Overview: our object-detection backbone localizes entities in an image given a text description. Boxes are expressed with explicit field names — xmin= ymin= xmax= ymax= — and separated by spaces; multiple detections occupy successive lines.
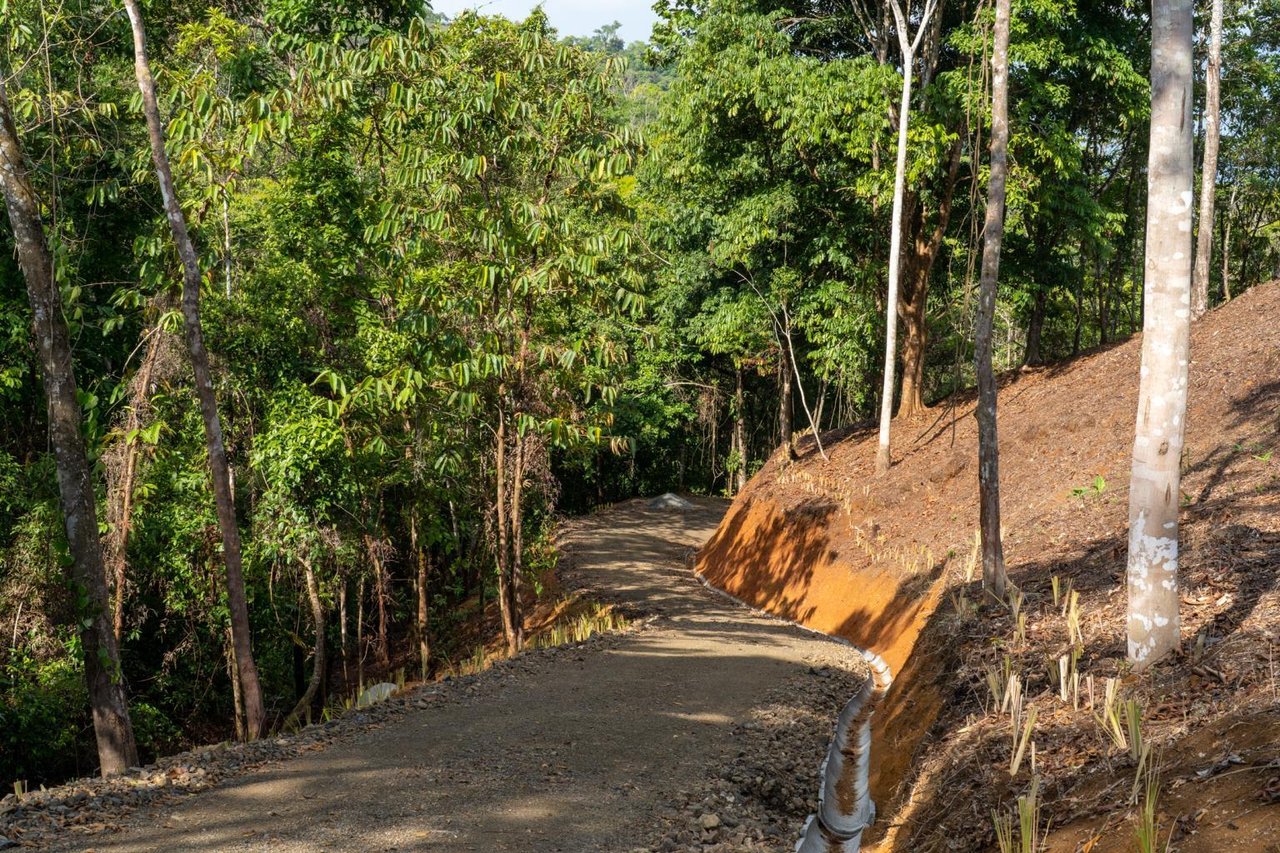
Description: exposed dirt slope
xmin=16 ymin=498 xmax=868 ymax=853
xmin=697 ymin=283 xmax=1280 ymax=851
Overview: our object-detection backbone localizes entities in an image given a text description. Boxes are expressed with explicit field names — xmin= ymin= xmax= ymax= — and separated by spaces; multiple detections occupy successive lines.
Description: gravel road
xmin=14 ymin=496 xmax=866 ymax=852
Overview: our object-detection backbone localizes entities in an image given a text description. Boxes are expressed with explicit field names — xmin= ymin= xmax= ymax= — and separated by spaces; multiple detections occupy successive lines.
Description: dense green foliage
xmin=2 ymin=0 xmax=1278 ymax=784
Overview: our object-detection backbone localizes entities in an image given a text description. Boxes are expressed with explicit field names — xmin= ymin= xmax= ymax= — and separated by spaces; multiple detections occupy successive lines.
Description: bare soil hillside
xmin=697 ymin=282 xmax=1280 ymax=851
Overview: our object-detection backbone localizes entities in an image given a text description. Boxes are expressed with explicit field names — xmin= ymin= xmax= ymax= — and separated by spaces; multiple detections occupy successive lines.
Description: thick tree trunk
xmin=975 ymin=0 xmax=1011 ymax=601
xmin=280 ymin=557 xmax=325 ymax=731
xmin=1191 ymin=0 xmax=1222 ymax=319
xmin=0 ymin=79 xmax=139 ymax=775
xmin=124 ymin=0 xmax=265 ymax=738
xmin=1127 ymin=0 xmax=1194 ymax=670
xmin=1024 ymin=287 xmax=1047 ymax=365
xmin=896 ymin=260 xmax=929 ymax=419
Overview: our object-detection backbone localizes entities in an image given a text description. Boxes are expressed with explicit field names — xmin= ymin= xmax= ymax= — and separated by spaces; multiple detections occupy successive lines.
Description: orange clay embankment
xmin=695 ymin=281 xmax=1280 ymax=850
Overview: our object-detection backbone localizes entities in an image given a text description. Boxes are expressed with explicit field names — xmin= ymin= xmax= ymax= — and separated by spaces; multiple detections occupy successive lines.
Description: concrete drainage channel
xmin=691 ymin=571 xmax=894 ymax=852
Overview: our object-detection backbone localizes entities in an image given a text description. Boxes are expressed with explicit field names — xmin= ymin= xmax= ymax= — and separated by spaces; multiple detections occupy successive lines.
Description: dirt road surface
xmin=42 ymin=497 xmax=865 ymax=853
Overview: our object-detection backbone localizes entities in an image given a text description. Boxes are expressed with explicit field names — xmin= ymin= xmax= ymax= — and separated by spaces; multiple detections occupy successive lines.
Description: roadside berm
xmin=697 ymin=282 xmax=1280 ymax=851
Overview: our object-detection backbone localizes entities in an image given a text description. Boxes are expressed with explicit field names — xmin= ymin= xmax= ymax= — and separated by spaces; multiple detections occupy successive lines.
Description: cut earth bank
xmin=697 ymin=281 xmax=1280 ymax=851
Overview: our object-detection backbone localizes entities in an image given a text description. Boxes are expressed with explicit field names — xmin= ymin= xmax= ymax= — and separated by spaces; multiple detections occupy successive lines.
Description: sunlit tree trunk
xmin=975 ymin=0 xmax=1011 ymax=601
xmin=1127 ymin=0 xmax=1194 ymax=670
xmin=779 ymin=343 xmax=795 ymax=461
xmin=876 ymin=0 xmax=939 ymax=473
xmin=0 ymin=78 xmax=138 ymax=774
xmin=123 ymin=0 xmax=265 ymax=738
xmin=1191 ymin=0 xmax=1222 ymax=319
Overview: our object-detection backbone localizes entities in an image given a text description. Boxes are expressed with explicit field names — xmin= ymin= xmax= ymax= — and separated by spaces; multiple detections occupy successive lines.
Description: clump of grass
xmin=1124 ymin=697 xmax=1145 ymax=763
xmin=993 ymin=776 xmax=1043 ymax=853
xmin=984 ymin=655 xmax=1013 ymax=716
xmin=1134 ymin=751 xmax=1166 ymax=852
xmin=1095 ymin=678 xmax=1130 ymax=753
xmin=1065 ymin=591 xmax=1083 ymax=647
xmin=1050 ymin=575 xmax=1074 ymax=610
xmin=529 ymin=601 xmax=629 ymax=650
xmin=1046 ymin=647 xmax=1081 ymax=706
xmin=1010 ymin=706 xmax=1038 ymax=777
xmin=993 ymin=660 xmax=1039 ymax=777
xmin=950 ymin=586 xmax=977 ymax=621
xmin=1004 ymin=583 xmax=1028 ymax=644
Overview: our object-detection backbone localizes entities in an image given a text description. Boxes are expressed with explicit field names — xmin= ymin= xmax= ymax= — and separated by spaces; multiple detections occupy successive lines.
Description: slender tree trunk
xmin=1221 ymin=184 xmax=1235 ymax=301
xmin=339 ymin=428 xmax=391 ymax=668
xmin=123 ymin=0 xmax=265 ymax=738
xmin=356 ymin=575 xmax=365 ymax=688
xmin=877 ymin=0 xmax=939 ymax=475
xmin=779 ymin=345 xmax=795 ymax=461
xmin=494 ymin=408 xmax=519 ymax=654
xmin=227 ymin=625 xmax=244 ymax=742
xmin=1071 ymin=276 xmax=1084 ymax=355
xmin=876 ymin=46 xmax=914 ymax=474
xmin=280 ymin=557 xmax=325 ymax=731
xmin=412 ymin=512 xmax=430 ymax=679
xmin=509 ymin=430 xmax=527 ymax=652
xmin=107 ymin=324 xmax=164 ymax=643
xmin=1191 ymin=0 xmax=1223 ymax=319
xmin=733 ymin=367 xmax=747 ymax=494
xmin=369 ymin=532 xmax=389 ymax=667
xmin=975 ymin=0 xmax=1011 ymax=601
xmin=338 ymin=578 xmax=349 ymax=684
xmin=1097 ymin=252 xmax=1111 ymax=345
xmin=1127 ymin=0 xmax=1194 ymax=670
xmin=0 ymin=77 xmax=139 ymax=776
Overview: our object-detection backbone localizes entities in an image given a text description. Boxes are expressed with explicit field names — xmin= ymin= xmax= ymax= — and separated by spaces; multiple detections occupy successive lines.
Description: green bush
xmin=0 ymin=654 xmax=93 ymax=786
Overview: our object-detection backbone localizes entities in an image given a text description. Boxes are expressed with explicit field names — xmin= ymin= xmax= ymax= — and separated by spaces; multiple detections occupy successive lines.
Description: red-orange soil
xmin=696 ymin=282 xmax=1280 ymax=851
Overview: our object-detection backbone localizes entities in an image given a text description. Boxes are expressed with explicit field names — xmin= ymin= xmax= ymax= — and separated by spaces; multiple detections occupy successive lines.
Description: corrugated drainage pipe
xmin=690 ymin=570 xmax=894 ymax=852
xmin=796 ymin=650 xmax=893 ymax=852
